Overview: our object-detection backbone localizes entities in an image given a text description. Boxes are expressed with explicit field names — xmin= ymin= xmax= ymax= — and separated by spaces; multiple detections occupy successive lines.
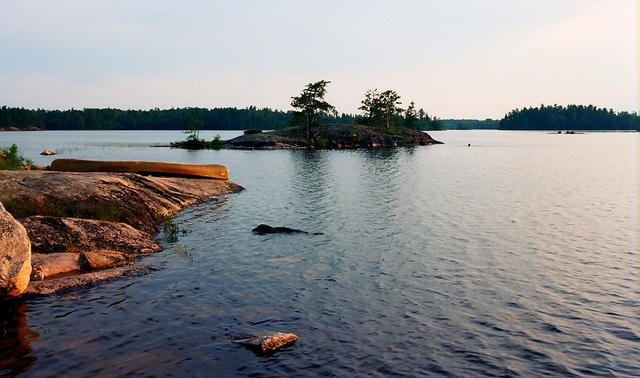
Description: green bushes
xmin=0 ymin=144 xmax=34 ymax=170
xmin=170 ymin=134 xmax=227 ymax=150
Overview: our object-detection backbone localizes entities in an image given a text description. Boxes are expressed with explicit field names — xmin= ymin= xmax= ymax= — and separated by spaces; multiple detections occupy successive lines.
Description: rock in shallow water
xmin=252 ymin=223 xmax=323 ymax=235
xmin=234 ymin=332 xmax=299 ymax=354
xmin=30 ymin=253 xmax=81 ymax=281
xmin=79 ymin=250 xmax=128 ymax=271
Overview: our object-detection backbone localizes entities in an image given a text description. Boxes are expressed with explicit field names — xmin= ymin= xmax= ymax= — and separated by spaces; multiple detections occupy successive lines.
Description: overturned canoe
xmin=50 ymin=159 xmax=228 ymax=180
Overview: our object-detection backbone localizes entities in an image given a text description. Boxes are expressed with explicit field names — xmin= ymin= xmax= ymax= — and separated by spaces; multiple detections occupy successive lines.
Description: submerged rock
xmin=234 ymin=332 xmax=298 ymax=354
xmin=252 ymin=224 xmax=323 ymax=235
xmin=0 ymin=202 xmax=32 ymax=296
xmin=252 ymin=224 xmax=307 ymax=235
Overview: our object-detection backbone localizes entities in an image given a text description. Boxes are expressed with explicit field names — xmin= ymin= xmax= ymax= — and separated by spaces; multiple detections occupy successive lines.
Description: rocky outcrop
xmin=226 ymin=124 xmax=443 ymax=150
xmin=0 ymin=202 xmax=32 ymax=297
xmin=0 ymin=171 xmax=244 ymax=296
xmin=226 ymin=132 xmax=313 ymax=150
xmin=234 ymin=332 xmax=298 ymax=354
xmin=40 ymin=149 xmax=56 ymax=156
xmin=0 ymin=171 xmax=244 ymax=233
xmin=20 ymin=216 xmax=162 ymax=254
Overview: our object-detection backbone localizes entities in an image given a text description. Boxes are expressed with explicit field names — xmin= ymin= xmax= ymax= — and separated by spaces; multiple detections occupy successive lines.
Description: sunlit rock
xmin=234 ymin=332 xmax=298 ymax=353
xmin=30 ymin=253 xmax=81 ymax=280
xmin=79 ymin=250 xmax=128 ymax=271
xmin=0 ymin=202 xmax=32 ymax=296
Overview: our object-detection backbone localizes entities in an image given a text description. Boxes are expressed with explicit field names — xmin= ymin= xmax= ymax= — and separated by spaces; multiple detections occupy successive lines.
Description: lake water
xmin=1 ymin=130 xmax=638 ymax=377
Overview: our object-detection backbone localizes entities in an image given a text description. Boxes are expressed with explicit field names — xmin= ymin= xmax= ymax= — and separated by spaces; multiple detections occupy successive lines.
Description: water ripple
xmin=4 ymin=131 xmax=637 ymax=377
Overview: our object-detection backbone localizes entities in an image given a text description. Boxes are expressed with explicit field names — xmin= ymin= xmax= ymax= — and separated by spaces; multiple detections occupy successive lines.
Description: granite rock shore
xmin=0 ymin=170 xmax=243 ymax=296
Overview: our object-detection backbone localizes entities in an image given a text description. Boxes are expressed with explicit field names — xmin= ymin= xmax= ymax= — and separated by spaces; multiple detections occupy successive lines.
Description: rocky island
xmin=226 ymin=124 xmax=442 ymax=150
xmin=0 ymin=170 xmax=243 ymax=297
xmin=170 ymin=81 xmax=444 ymax=150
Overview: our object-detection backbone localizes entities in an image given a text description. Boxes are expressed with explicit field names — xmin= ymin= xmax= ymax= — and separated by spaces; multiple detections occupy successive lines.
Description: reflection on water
xmin=0 ymin=299 xmax=39 ymax=377
xmin=0 ymin=130 xmax=638 ymax=376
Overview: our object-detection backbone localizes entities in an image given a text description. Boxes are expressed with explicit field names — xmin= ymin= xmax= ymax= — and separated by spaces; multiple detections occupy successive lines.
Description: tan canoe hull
xmin=50 ymin=159 xmax=228 ymax=180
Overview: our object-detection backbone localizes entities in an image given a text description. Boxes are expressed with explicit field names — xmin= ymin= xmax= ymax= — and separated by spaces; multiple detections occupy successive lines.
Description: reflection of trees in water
xmin=291 ymin=150 xmax=331 ymax=206
xmin=0 ymin=299 xmax=39 ymax=377
xmin=358 ymin=148 xmax=404 ymax=195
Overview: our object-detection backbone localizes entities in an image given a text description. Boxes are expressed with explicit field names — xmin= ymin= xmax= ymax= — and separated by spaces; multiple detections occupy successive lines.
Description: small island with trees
xmin=178 ymin=80 xmax=444 ymax=150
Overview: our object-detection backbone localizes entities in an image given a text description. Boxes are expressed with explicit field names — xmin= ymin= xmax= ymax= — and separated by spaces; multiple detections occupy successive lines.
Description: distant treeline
xmin=0 ymin=106 xmax=295 ymax=130
xmin=499 ymin=104 xmax=640 ymax=131
xmin=6 ymin=103 xmax=635 ymax=132
xmin=0 ymin=105 xmax=446 ymax=131
xmin=441 ymin=119 xmax=499 ymax=130
xmin=0 ymin=106 xmax=339 ymax=131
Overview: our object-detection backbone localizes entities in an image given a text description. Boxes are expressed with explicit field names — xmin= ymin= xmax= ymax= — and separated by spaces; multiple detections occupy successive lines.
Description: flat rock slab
xmin=31 ymin=253 xmax=81 ymax=280
xmin=25 ymin=265 xmax=154 ymax=296
xmin=0 ymin=171 xmax=244 ymax=233
xmin=80 ymin=250 xmax=128 ymax=271
xmin=234 ymin=332 xmax=298 ymax=354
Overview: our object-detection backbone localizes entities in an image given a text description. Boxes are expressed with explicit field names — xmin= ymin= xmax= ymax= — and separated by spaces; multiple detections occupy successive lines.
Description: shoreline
xmin=0 ymin=170 xmax=244 ymax=297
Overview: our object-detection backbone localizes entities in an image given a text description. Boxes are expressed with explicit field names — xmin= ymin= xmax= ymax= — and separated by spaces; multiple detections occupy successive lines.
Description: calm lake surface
xmin=1 ymin=130 xmax=638 ymax=377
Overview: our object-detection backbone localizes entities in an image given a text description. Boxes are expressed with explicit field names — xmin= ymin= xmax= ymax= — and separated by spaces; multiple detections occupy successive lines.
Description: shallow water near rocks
xmin=1 ymin=130 xmax=639 ymax=376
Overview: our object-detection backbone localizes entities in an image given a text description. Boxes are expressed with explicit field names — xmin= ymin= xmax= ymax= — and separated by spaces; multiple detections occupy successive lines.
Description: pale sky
xmin=1 ymin=0 xmax=637 ymax=119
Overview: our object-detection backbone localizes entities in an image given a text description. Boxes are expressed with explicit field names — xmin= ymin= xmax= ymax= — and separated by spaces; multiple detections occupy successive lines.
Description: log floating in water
xmin=50 ymin=159 xmax=228 ymax=180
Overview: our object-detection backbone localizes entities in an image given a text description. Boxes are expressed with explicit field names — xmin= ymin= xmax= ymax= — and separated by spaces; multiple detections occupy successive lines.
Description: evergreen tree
xmin=358 ymin=89 xmax=404 ymax=129
xmin=290 ymin=80 xmax=335 ymax=139
xmin=404 ymin=101 xmax=419 ymax=129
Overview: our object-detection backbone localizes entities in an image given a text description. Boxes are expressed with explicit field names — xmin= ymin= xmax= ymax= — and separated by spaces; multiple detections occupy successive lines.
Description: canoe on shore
xmin=50 ymin=159 xmax=228 ymax=180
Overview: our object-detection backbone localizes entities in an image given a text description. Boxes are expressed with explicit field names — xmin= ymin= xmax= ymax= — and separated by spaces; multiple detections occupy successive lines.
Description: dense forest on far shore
xmin=0 ymin=105 xmax=445 ymax=132
xmin=441 ymin=119 xmax=499 ymax=130
xmin=0 ymin=106 xmax=300 ymax=131
xmin=499 ymin=104 xmax=639 ymax=131
xmin=4 ymin=103 xmax=638 ymax=132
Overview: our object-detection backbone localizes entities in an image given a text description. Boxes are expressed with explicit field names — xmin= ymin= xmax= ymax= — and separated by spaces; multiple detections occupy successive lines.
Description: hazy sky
xmin=1 ymin=0 xmax=637 ymax=119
